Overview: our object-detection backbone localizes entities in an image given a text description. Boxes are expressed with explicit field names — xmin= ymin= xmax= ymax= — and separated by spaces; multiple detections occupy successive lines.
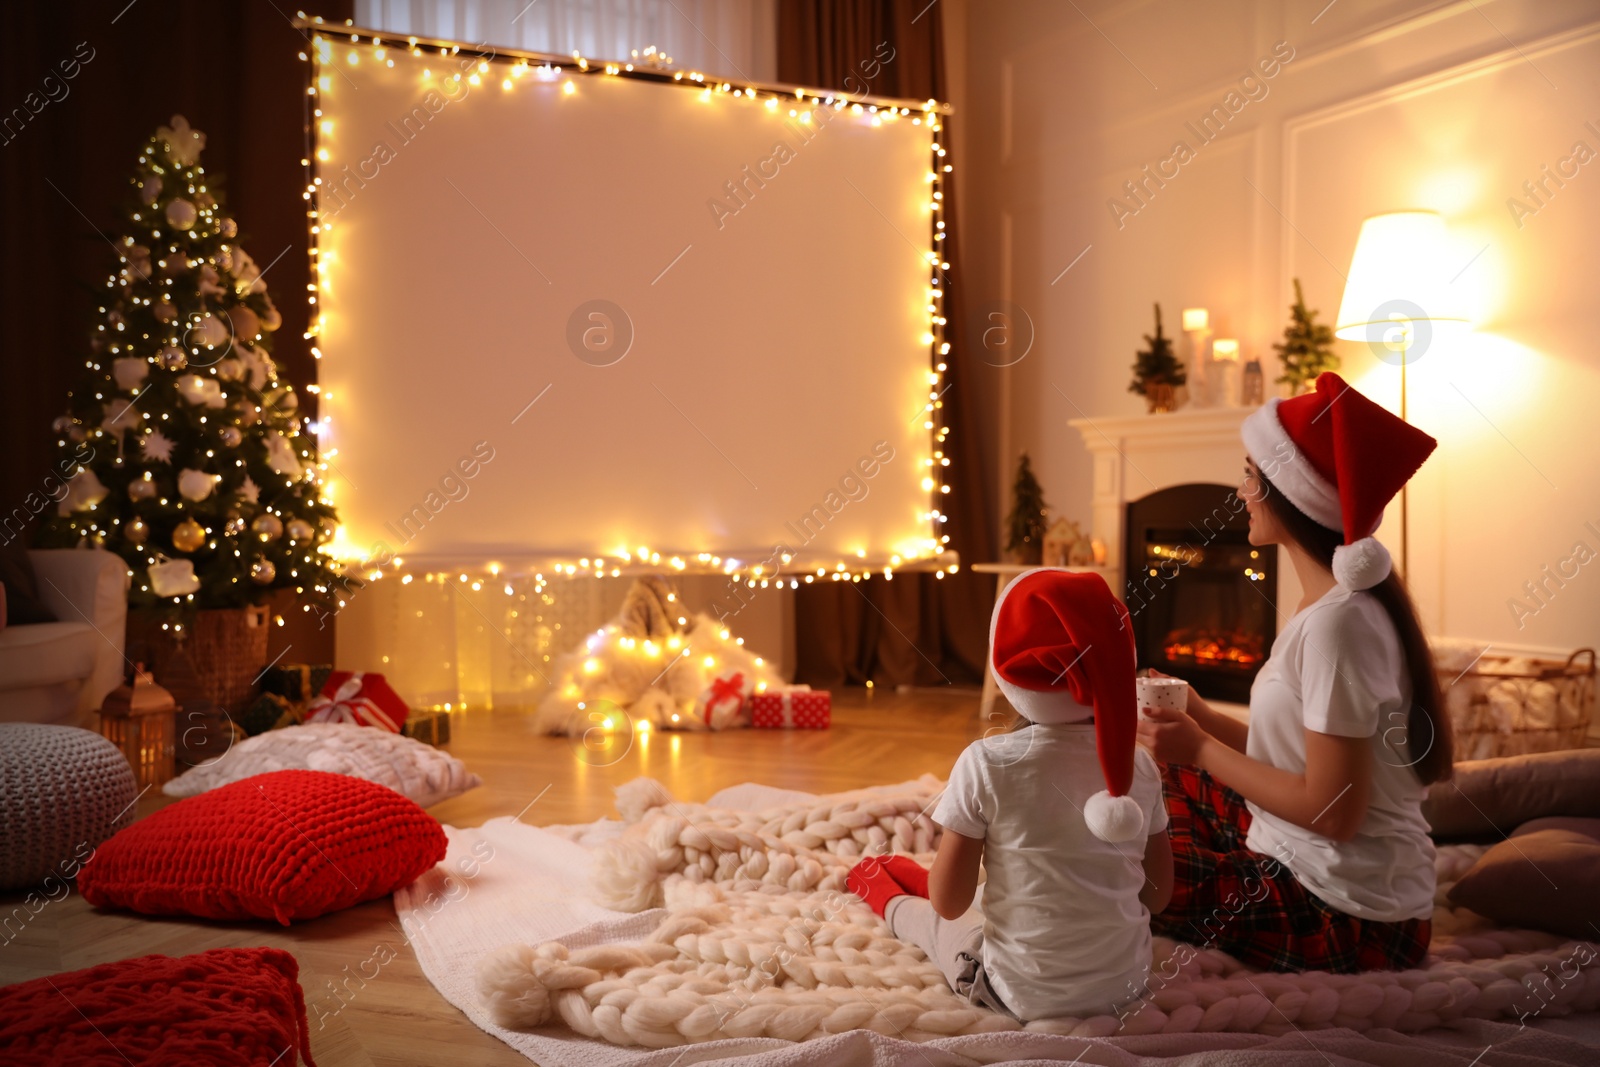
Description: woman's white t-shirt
xmin=932 ymin=724 xmax=1167 ymax=1021
xmin=1243 ymin=584 xmax=1436 ymax=922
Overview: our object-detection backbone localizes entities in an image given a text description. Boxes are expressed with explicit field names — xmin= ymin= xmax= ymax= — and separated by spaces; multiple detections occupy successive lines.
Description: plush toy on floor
xmin=533 ymin=577 xmax=784 ymax=737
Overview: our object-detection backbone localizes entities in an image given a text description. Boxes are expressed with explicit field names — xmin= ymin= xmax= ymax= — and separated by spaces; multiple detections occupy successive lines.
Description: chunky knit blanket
xmin=476 ymin=777 xmax=1600 ymax=1050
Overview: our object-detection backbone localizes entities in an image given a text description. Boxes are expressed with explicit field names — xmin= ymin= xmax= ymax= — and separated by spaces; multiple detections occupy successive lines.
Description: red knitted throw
xmin=78 ymin=769 xmax=447 ymax=925
xmin=0 ymin=947 xmax=317 ymax=1066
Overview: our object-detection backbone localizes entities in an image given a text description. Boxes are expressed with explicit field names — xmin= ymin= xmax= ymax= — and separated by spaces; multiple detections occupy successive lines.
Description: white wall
xmin=959 ymin=0 xmax=1600 ymax=657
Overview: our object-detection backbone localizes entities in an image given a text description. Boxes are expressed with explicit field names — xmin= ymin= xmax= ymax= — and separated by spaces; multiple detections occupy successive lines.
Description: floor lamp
xmin=1332 ymin=211 xmax=1469 ymax=578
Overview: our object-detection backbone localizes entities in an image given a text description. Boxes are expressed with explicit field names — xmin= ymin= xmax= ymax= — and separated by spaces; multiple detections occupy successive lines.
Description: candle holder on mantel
xmin=1210 ymin=339 xmax=1243 ymax=408
xmin=100 ymin=663 xmax=178 ymax=787
xmin=1181 ymin=308 xmax=1212 ymax=409
xmin=1241 ymin=357 xmax=1265 ymax=407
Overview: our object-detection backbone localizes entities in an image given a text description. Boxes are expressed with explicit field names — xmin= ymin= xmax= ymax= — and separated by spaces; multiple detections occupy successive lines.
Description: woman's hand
xmin=1136 ymin=704 xmax=1210 ymax=766
xmin=1146 ymin=668 xmax=1209 ymax=719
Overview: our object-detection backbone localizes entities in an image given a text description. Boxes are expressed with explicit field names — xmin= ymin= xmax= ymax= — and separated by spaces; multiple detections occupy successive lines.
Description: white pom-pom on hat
xmin=1084 ymin=790 xmax=1145 ymax=843
xmin=1332 ymin=536 xmax=1392 ymax=591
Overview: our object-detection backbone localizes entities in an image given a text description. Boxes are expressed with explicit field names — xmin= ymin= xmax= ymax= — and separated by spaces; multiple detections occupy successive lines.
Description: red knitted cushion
xmin=0 ymin=947 xmax=316 ymax=1066
xmin=78 ymin=769 xmax=446 ymax=925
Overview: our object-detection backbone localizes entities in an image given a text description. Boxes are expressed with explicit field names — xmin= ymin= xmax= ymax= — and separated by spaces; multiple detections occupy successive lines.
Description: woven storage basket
xmin=129 ymin=605 xmax=271 ymax=713
xmin=1440 ymin=647 xmax=1595 ymax=760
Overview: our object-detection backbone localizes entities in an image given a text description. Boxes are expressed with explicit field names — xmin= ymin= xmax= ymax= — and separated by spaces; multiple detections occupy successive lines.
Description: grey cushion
xmin=0 ymin=724 xmax=137 ymax=890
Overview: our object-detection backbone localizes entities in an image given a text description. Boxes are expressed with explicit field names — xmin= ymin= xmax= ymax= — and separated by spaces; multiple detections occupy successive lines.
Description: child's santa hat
xmin=990 ymin=568 xmax=1144 ymax=843
xmin=1240 ymin=371 xmax=1436 ymax=591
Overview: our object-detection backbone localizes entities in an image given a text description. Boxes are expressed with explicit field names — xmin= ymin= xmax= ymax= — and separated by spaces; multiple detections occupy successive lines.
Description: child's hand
xmin=1137 ymin=704 xmax=1208 ymax=765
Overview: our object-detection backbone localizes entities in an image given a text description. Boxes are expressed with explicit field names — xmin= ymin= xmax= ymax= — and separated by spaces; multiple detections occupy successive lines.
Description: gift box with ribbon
xmin=693 ymin=670 xmax=752 ymax=730
xmin=305 ymin=671 xmax=409 ymax=733
xmin=749 ymin=686 xmax=831 ymax=729
xmin=260 ymin=663 xmax=333 ymax=705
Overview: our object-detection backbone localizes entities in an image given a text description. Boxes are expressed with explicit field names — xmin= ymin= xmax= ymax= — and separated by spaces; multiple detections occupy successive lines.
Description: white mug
xmin=1136 ymin=676 xmax=1188 ymax=720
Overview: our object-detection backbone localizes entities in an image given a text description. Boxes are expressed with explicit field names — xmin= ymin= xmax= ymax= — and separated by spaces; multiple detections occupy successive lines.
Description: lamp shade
xmin=1334 ymin=211 xmax=1470 ymax=345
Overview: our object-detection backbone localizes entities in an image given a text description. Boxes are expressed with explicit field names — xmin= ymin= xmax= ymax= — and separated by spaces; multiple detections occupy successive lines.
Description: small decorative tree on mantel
xmin=1004 ymin=452 xmax=1048 ymax=565
xmin=1273 ymin=278 xmax=1339 ymax=395
xmin=1128 ymin=303 xmax=1186 ymax=413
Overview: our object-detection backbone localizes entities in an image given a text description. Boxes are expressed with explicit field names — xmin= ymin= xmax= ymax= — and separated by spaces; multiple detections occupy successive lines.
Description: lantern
xmin=100 ymin=664 xmax=178 ymax=787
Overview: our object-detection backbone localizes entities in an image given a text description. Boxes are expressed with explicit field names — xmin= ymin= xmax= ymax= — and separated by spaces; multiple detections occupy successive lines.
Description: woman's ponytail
xmin=1258 ymin=472 xmax=1453 ymax=783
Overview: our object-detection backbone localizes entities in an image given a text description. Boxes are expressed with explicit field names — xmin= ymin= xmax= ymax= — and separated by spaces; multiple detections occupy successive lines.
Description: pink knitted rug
xmin=394 ymin=779 xmax=1600 ymax=1065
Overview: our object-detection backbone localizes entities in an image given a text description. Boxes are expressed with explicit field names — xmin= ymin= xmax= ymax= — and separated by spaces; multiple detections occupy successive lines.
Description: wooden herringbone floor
xmin=0 ymin=688 xmax=986 ymax=1066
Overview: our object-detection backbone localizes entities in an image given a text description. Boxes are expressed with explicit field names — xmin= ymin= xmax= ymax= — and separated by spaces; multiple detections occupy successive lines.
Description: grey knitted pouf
xmin=0 ymin=724 xmax=138 ymax=891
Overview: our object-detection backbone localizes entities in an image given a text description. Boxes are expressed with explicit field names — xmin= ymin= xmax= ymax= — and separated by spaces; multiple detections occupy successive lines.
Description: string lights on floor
xmin=292 ymin=14 xmax=958 ymax=590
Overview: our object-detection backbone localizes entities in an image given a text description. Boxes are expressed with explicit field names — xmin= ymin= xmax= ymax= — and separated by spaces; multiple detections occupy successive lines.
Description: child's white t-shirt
xmin=1242 ymin=584 xmax=1436 ymax=922
xmin=932 ymin=724 xmax=1167 ymax=1021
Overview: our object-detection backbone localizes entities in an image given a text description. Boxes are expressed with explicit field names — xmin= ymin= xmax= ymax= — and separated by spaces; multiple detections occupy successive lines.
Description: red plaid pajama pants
xmin=1152 ymin=764 xmax=1431 ymax=973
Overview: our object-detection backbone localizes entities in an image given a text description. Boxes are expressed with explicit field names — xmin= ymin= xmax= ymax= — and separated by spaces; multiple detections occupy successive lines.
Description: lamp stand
xmin=1397 ymin=330 xmax=1410 ymax=580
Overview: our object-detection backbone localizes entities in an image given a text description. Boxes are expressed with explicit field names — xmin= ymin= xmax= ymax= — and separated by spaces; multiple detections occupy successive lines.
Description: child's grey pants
xmin=885 ymin=888 xmax=1016 ymax=1019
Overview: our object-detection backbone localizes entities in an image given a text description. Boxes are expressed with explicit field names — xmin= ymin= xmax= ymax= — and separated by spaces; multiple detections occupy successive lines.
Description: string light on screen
xmin=295 ymin=14 xmax=958 ymax=589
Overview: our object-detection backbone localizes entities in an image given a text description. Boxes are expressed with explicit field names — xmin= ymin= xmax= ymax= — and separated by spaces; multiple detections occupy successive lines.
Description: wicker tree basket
xmin=128 ymin=604 xmax=271 ymax=713
xmin=1439 ymin=647 xmax=1596 ymax=761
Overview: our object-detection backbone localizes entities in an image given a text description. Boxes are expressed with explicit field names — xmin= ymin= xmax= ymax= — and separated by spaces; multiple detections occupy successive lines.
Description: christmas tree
xmin=1273 ymin=278 xmax=1338 ymax=395
xmin=40 ymin=116 xmax=348 ymax=619
xmin=1004 ymin=452 xmax=1048 ymax=565
xmin=1127 ymin=303 xmax=1185 ymax=395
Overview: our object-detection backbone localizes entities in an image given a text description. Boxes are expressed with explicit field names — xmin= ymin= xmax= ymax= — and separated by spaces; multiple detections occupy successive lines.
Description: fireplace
xmin=1122 ymin=483 xmax=1277 ymax=704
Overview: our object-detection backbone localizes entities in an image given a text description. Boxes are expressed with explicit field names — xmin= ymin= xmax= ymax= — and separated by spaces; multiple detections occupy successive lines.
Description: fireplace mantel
xmin=1069 ymin=405 xmax=1264 ymax=720
xmin=1068 ymin=407 xmax=1254 ymax=573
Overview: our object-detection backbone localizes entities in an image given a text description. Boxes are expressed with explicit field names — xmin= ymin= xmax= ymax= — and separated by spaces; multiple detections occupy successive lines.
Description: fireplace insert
xmin=1122 ymin=483 xmax=1278 ymax=704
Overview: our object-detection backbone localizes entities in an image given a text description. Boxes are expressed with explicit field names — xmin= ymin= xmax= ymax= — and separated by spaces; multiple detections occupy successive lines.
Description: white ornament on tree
xmin=138 ymin=174 xmax=162 ymax=205
xmin=265 ymin=432 xmax=302 ymax=477
xmin=197 ymin=265 xmax=226 ymax=298
xmin=238 ymin=474 xmax=261 ymax=504
xmin=100 ymin=400 xmax=140 ymax=440
xmin=148 ymin=557 xmax=200 ymax=598
xmin=58 ymin=469 xmax=109 ymax=513
xmin=141 ymin=428 xmax=175 ymax=463
xmin=261 ymin=303 xmax=282 ymax=331
xmin=165 ymin=198 xmax=197 ymax=230
xmin=178 ymin=469 xmax=222 ymax=501
xmin=156 ymin=114 xmax=206 ymax=166
xmin=157 ymin=344 xmax=187 ymax=370
xmin=176 ymin=374 xmax=226 ymax=408
xmin=192 ymin=312 xmax=229 ymax=348
xmin=112 ymin=357 xmax=149 ymax=390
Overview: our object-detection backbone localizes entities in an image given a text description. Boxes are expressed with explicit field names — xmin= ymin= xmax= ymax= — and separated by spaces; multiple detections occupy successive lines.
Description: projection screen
xmin=309 ymin=30 xmax=951 ymax=575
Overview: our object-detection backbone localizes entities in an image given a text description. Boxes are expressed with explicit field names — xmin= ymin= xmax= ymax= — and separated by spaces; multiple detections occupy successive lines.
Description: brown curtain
xmin=1 ymin=0 xmax=351 ymax=666
xmin=780 ymin=0 xmax=996 ymax=689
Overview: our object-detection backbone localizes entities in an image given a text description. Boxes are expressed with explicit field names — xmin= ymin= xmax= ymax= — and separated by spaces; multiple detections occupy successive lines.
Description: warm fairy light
xmin=304 ymin=22 xmax=955 ymax=585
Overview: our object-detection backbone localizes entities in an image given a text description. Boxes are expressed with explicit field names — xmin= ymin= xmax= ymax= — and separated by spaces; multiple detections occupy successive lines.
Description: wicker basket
xmin=128 ymin=604 xmax=271 ymax=714
xmin=1440 ymin=647 xmax=1596 ymax=761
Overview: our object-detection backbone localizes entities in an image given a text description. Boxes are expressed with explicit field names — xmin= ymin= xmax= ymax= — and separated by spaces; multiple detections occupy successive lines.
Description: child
xmin=847 ymin=569 xmax=1173 ymax=1021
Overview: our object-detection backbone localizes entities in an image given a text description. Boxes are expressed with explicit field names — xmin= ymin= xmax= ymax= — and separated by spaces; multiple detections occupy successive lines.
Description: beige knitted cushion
xmin=0 ymin=724 xmax=138 ymax=891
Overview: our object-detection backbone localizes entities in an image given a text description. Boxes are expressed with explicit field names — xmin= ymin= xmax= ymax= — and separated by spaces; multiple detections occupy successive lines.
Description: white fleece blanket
xmin=394 ymin=784 xmax=1600 ymax=1067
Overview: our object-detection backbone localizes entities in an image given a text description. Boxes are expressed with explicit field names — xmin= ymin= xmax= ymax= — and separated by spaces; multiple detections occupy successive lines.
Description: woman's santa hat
xmin=1240 ymin=371 xmax=1436 ymax=591
xmin=990 ymin=568 xmax=1145 ymax=843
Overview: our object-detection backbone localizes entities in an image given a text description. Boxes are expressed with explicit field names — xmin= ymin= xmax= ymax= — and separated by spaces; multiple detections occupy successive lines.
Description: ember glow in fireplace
xmin=1122 ymin=483 xmax=1278 ymax=704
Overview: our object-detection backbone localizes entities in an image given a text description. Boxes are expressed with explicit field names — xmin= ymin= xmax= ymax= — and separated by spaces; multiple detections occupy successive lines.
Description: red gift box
xmin=750 ymin=687 xmax=831 ymax=729
xmin=305 ymin=671 xmax=409 ymax=732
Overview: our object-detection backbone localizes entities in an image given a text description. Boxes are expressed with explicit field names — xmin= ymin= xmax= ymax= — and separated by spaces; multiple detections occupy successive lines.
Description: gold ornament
xmin=220 ymin=425 xmax=242 ymax=448
xmin=172 ymin=517 xmax=206 ymax=553
xmin=126 ymin=516 xmax=150 ymax=544
xmin=128 ymin=476 xmax=157 ymax=502
xmin=285 ymin=518 xmax=314 ymax=542
xmin=250 ymin=558 xmax=276 ymax=584
xmin=252 ymin=514 xmax=283 ymax=541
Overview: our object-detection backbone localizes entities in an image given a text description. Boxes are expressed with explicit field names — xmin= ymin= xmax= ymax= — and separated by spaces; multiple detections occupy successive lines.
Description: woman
xmin=1137 ymin=370 xmax=1451 ymax=973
